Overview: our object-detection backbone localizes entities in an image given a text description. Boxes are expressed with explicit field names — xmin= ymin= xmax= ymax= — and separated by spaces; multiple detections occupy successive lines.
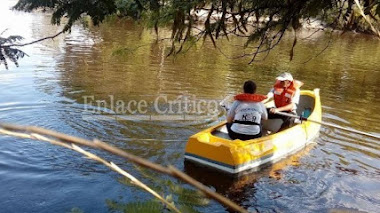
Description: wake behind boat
xmin=184 ymin=89 xmax=322 ymax=174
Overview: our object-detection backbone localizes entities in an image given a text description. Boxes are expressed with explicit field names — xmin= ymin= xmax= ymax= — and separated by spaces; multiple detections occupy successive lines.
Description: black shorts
xmin=266 ymin=108 xmax=297 ymax=130
xmin=226 ymin=123 xmax=262 ymax=141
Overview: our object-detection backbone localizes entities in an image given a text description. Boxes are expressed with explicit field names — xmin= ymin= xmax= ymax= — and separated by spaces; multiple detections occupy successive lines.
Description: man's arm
xmin=261 ymin=103 xmax=268 ymax=120
xmin=262 ymin=88 xmax=274 ymax=103
xmin=227 ymin=101 xmax=239 ymax=123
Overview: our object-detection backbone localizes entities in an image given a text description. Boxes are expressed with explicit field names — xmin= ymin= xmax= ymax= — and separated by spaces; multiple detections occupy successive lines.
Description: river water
xmin=0 ymin=1 xmax=379 ymax=212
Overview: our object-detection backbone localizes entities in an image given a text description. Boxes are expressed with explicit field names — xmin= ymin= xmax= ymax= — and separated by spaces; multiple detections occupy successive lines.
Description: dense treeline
xmin=1 ymin=0 xmax=380 ymax=68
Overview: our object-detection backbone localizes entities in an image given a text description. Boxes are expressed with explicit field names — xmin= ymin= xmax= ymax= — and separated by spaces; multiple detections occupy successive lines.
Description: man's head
xmin=243 ymin=80 xmax=256 ymax=94
xmin=276 ymin=72 xmax=293 ymax=88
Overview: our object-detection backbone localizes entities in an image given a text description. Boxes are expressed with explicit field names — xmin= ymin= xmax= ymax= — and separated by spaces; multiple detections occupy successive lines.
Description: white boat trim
xmin=185 ymin=135 xmax=317 ymax=174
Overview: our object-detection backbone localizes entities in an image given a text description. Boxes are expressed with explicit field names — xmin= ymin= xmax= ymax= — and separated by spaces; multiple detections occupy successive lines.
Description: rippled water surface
xmin=1 ymin=1 xmax=379 ymax=212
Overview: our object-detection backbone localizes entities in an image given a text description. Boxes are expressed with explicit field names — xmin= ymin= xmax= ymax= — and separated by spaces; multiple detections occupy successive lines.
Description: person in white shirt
xmin=226 ymin=80 xmax=268 ymax=140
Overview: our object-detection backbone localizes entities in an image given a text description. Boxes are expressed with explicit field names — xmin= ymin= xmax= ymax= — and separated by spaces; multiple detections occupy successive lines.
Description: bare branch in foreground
xmin=71 ymin=145 xmax=181 ymax=213
xmin=0 ymin=123 xmax=248 ymax=213
xmin=0 ymin=128 xmax=180 ymax=212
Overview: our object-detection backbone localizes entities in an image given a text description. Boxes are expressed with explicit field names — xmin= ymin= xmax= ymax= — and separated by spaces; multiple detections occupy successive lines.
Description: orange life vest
xmin=234 ymin=93 xmax=267 ymax=102
xmin=273 ymin=80 xmax=303 ymax=108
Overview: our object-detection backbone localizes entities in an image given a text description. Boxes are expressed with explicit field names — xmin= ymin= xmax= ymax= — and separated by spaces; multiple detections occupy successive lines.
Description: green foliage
xmin=106 ymin=199 xmax=164 ymax=213
xmin=163 ymin=179 xmax=210 ymax=207
xmin=0 ymin=35 xmax=28 ymax=69
xmin=115 ymin=166 xmax=210 ymax=212
xmin=68 ymin=207 xmax=84 ymax=213
xmin=115 ymin=0 xmax=142 ymax=18
xmin=11 ymin=0 xmax=380 ymax=62
xmin=13 ymin=0 xmax=117 ymax=32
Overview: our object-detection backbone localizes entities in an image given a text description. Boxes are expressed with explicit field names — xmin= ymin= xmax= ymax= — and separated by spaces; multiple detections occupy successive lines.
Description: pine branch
xmin=1 ymin=30 xmax=64 ymax=48
xmin=0 ymin=30 xmax=65 ymax=69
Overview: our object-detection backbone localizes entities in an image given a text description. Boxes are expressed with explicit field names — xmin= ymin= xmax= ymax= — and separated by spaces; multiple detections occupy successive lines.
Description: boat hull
xmin=184 ymin=89 xmax=322 ymax=174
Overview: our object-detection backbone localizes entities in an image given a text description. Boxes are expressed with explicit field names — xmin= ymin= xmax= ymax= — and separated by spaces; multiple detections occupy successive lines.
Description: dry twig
xmin=0 ymin=128 xmax=180 ymax=212
xmin=0 ymin=123 xmax=248 ymax=213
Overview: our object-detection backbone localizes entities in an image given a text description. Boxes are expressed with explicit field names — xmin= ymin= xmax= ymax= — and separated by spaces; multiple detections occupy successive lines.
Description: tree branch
xmin=1 ymin=30 xmax=65 ymax=48
xmin=0 ymin=122 xmax=249 ymax=213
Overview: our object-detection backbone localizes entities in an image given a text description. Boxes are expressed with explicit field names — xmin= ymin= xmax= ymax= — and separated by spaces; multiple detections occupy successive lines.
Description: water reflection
xmin=53 ymin=19 xmax=380 ymax=212
xmin=184 ymin=144 xmax=316 ymax=209
xmin=1 ymin=1 xmax=380 ymax=212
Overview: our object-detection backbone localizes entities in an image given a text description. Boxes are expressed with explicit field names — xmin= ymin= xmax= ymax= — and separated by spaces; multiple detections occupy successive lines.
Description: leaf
xmin=0 ymin=35 xmax=24 ymax=45
xmin=69 ymin=207 xmax=84 ymax=213
xmin=6 ymin=35 xmax=24 ymax=43
xmin=0 ymin=35 xmax=29 ymax=69
xmin=106 ymin=200 xmax=163 ymax=213
xmin=169 ymin=185 xmax=209 ymax=207
xmin=178 ymin=204 xmax=202 ymax=213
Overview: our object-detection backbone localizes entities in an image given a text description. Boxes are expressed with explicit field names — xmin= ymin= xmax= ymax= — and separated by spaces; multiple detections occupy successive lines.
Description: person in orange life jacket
xmin=262 ymin=72 xmax=304 ymax=131
xmin=226 ymin=80 xmax=268 ymax=140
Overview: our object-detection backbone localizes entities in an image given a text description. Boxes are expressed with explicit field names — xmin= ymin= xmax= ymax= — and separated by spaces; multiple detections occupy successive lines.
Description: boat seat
xmin=296 ymin=95 xmax=315 ymax=116
xmin=213 ymin=125 xmax=231 ymax=140
xmin=212 ymin=130 xmax=231 ymax=140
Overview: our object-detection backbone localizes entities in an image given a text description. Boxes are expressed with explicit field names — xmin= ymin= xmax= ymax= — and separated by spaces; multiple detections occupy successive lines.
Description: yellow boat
xmin=184 ymin=89 xmax=322 ymax=174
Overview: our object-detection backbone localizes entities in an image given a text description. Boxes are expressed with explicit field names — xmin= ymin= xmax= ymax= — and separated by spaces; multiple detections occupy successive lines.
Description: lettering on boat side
xmin=81 ymin=94 xmax=221 ymax=121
